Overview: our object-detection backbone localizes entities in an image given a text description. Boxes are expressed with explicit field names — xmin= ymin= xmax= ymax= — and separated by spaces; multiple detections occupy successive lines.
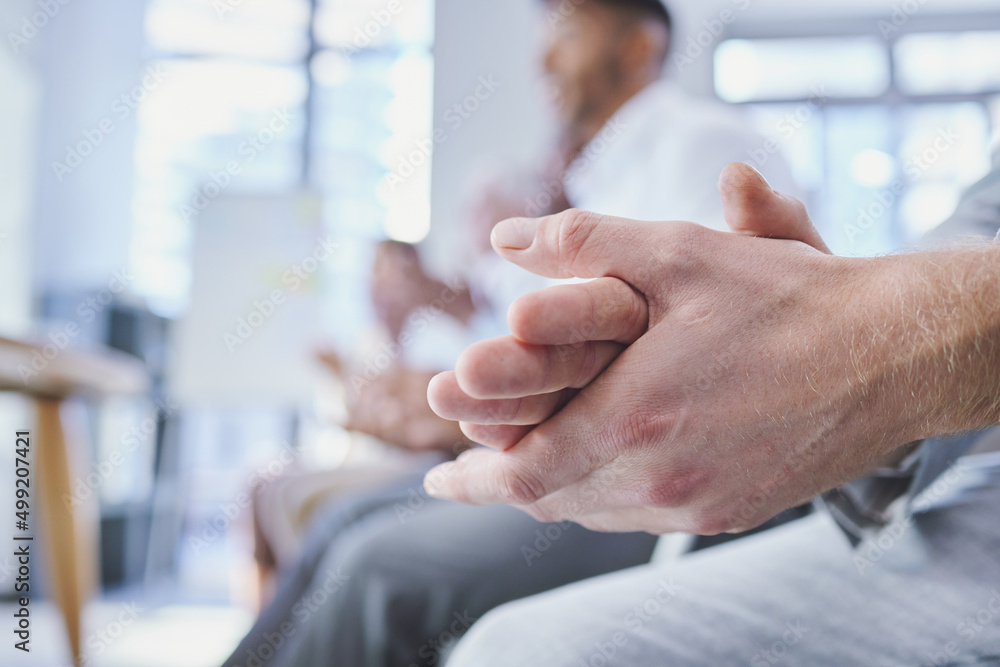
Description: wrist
xmin=848 ymin=245 xmax=1000 ymax=446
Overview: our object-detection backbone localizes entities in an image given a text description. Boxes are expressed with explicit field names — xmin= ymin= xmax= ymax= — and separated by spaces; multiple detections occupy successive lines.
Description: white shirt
xmin=406 ymin=81 xmax=797 ymax=367
xmin=564 ymin=80 xmax=797 ymax=229
xmin=400 ymin=253 xmax=548 ymax=371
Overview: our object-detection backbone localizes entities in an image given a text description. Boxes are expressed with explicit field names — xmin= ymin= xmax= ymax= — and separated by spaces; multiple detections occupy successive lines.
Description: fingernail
xmin=742 ymin=163 xmax=774 ymax=191
xmin=492 ymin=218 xmax=538 ymax=250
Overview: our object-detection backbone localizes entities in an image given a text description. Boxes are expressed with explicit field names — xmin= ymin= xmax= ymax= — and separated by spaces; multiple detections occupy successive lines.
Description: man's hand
xmin=428 ymin=164 xmax=828 ymax=451
xmin=423 ymin=163 xmax=1000 ymax=535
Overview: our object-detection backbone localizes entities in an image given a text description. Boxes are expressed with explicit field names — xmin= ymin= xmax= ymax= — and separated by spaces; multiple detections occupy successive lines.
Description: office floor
xmin=0 ymin=598 xmax=251 ymax=666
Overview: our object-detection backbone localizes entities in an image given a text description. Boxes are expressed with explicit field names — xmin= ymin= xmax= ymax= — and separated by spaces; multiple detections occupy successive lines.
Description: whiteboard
xmin=169 ymin=193 xmax=328 ymax=405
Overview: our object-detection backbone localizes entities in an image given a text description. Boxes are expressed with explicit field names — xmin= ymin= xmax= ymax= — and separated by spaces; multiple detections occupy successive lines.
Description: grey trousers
xmin=447 ymin=475 xmax=1000 ymax=666
xmin=242 ymin=494 xmax=658 ymax=667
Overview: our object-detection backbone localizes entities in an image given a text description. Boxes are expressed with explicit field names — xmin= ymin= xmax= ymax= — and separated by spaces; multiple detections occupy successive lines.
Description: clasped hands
xmin=424 ymin=162 xmax=913 ymax=535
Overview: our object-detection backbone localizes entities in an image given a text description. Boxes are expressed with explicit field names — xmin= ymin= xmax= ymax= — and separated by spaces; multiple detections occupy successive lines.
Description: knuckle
xmin=495 ymin=466 xmax=548 ymax=506
xmin=619 ymin=283 xmax=649 ymax=339
xmin=667 ymin=221 xmax=711 ymax=260
xmin=631 ymin=221 xmax=709 ymax=288
xmin=498 ymin=396 xmax=527 ymax=424
xmin=638 ymin=465 xmax=713 ymax=510
xmin=555 ymin=209 xmax=600 ymax=272
xmin=605 ymin=409 xmax=671 ymax=452
xmin=640 ymin=474 xmax=699 ymax=509
xmin=568 ymin=341 xmax=601 ymax=388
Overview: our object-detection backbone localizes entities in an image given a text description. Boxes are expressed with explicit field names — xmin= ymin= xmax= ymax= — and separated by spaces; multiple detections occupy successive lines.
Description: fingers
xmin=428 ymin=371 xmax=575 ymax=426
xmin=719 ymin=162 xmax=831 ymax=254
xmin=490 ymin=210 xmax=666 ymax=283
xmin=458 ymin=422 xmax=534 ymax=451
xmin=423 ymin=423 xmax=606 ymax=506
xmin=453 ymin=335 xmax=624 ymax=400
xmin=425 ymin=334 xmax=680 ymax=510
xmin=431 ymin=278 xmax=644 ymax=441
xmin=508 ymin=278 xmax=649 ymax=346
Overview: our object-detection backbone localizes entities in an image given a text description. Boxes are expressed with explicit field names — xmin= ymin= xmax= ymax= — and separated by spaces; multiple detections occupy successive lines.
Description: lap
xmin=448 ymin=482 xmax=1000 ymax=667
xmin=276 ymin=497 xmax=658 ymax=667
xmin=333 ymin=498 xmax=659 ymax=604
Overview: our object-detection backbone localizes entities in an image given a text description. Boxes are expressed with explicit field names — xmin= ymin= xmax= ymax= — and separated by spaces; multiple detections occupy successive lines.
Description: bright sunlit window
xmin=130 ymin=0 xmax=435 ymax=316
xmin=311 ymin=0 xmax=435 ymax=245
xmin=715 ymin=26 xmax=998 ymax=256
xmin=714 ymin=37 xmax=890 ymax=103
xmin=895 ymin=31 xmax=1000 ymax=95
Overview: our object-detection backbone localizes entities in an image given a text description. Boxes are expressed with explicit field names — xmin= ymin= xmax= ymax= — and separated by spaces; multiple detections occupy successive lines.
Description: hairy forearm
xmin=858 ymin=243 xmax=1000 ymax=446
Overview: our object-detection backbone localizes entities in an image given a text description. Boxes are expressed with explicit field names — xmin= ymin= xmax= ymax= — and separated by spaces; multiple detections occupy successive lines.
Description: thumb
xmin=719 ymin=162 xmax=831 ymax=254
xmin=490 ymin=210 xmax=664 ymax=283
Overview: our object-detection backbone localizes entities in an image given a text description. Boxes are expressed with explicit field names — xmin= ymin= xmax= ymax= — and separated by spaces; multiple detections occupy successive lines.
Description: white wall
xmin=0 ymin=0 xmax=40 ymax=337
xmin=427 ymin=0 xmax=551 ymax=275
xmin=29 ymin=0 xmax=149 ymax=296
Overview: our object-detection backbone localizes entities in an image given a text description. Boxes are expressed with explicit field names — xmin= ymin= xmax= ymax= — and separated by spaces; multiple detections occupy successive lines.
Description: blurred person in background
xmin=226 ymin=1 xmax=802 ymax=665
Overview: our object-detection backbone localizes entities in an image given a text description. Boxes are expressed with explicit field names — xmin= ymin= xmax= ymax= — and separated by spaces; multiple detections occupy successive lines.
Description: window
xmin=130 ymin=0 xmax=435 ymax=316
xmin=895 ymin=31 xmax=1000 ymax=95
xmin=714 ymin=26 xmax=1000 ymax=256
xmin=129 ymin=0 xmax=437 ymax=594
xmin=715 ymin=37 xmax=890 ymax=103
